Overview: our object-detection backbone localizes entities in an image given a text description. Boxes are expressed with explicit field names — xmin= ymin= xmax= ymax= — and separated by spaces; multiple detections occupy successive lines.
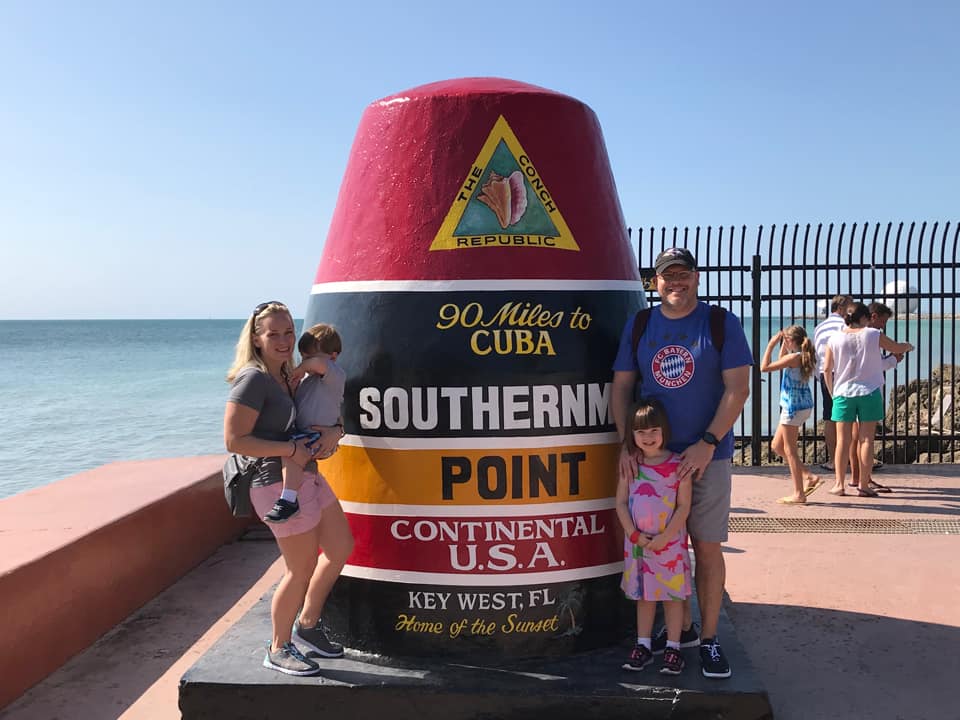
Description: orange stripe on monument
xmin=318 ymin=443 xmax=618 ymax=505
xmin=313 ymin=77 xmax=637 ymax=283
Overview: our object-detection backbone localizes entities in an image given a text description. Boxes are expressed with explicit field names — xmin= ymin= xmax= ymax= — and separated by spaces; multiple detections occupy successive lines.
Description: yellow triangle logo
xmin=430 ymin=115 xmax=579 ymax=251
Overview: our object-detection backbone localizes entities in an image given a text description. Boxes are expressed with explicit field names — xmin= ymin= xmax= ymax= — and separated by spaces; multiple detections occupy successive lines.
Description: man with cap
xmin=611 ymin=247 xmax=752 ymax=679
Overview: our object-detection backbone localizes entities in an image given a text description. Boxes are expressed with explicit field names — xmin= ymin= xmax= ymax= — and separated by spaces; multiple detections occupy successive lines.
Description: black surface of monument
xmin=179 ymin=589 xmax=772 ymax=720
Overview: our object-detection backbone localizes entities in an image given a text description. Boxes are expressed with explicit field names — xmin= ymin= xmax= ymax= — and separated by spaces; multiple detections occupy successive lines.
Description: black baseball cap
xmin=654 ymin=247 xmax=697 ymax=275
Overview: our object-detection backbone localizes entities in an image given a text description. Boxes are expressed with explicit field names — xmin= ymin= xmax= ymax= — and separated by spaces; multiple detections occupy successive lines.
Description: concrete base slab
xmin=179 ymin=592 xmax=772 ymax=720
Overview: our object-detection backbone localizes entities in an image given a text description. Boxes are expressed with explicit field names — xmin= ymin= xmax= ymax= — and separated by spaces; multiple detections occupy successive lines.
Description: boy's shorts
xmin=831 ymin=390 xmax=884 ymax=423
xmin=688 ymin=459 xmax=732 ymax=543
xmin=291 ymin=430 xmax=338 ymax=460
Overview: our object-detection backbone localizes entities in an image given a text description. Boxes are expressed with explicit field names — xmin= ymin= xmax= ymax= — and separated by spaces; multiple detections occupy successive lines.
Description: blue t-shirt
xmin=612 ymin=302 xmax=753 ymax=459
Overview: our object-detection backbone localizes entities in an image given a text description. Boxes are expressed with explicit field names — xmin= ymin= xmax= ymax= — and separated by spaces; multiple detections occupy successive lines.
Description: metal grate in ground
xmin=728 ymin=516 xmax=960 ymax=534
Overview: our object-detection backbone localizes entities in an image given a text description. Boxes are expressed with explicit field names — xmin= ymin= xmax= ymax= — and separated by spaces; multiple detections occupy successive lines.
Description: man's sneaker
xmin=622 ymin=644 xmax=654 ymax=671
xmin=294 ymin=619 xmax=345 ymax=658
xmin=263 ymin=498 xmax=299 ymax=523
xmin=262 ymin=642 xmax=319 ymax=676
xmin=660 ymin=647 xmax=686 ymax=675
xmin=699 ymin=637 xmax=732 ymax=678
xmin=651 ymin=622 xmax=700 ymax=655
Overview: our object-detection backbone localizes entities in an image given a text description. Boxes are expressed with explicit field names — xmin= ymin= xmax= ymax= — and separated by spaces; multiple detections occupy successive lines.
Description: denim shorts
xmin=819 ymin=374 xmax=833 ymax=421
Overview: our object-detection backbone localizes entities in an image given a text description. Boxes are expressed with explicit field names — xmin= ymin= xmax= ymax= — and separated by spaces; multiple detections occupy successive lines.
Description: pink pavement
xmin=727 ymin=464 xmax=959 ymax=720
xmin=2 ymin=464 xmax=957 ymax=719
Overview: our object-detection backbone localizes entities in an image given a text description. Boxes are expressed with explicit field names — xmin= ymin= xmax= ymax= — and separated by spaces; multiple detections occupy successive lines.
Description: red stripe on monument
xmin=344 ymin=509 xmax=621 ymax=575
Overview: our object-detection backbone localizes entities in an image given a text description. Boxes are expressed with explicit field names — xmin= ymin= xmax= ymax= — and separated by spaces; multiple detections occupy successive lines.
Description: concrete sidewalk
xmin=2 ymin=465 xmax=957 ymax=719
xmin=723 ymin=464 xmax=959 ymax=720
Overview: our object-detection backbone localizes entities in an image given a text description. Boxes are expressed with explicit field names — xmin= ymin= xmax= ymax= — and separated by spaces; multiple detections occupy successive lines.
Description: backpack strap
xmin=630 ymin=308 xmax=652 ymax=361
xmin=708 ymin=305 xmax=727 ymax=353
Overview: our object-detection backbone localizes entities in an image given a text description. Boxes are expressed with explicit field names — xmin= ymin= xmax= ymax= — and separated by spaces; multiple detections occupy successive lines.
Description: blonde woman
xmin=760 ymin=325 xmax=819 ymax=504
xmin=823 ymin=303 xmax=914 ymax=497
xmin=224 ymin=301 xmax=354 ymax=675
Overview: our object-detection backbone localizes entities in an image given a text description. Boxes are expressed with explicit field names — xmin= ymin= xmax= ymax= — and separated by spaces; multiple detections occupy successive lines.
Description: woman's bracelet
xmin=288 ymin=440 xmax=297 ymax=458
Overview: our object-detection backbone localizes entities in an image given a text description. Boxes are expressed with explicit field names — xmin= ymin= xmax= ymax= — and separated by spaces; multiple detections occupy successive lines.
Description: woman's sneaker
xmin=660 ymin=647 xmax=686 ymax=675
xmin=264 ymin=498 xmax=300 ymax=523
xmin=293 ymin=619 xmax=345 ymax=658
xmin=651 ymin=622 xmax=700 ymax=655
xmin=262 ymin=642 xmax=319 ymax=676
xmin=622 ymin=644 xmax=654 ymax=671
xmin=699 ymin=637 xmax=732 ymax=678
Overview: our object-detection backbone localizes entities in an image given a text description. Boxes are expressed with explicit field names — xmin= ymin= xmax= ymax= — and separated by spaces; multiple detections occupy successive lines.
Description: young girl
xmin=760 ymin=325 xmax=820 ymax=504
xmin=616 ymin=399 xmax=693 ymax=676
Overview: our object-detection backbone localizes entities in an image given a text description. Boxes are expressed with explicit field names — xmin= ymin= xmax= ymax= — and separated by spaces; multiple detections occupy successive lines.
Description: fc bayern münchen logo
xmin=651 ymin=345 xmax=695 ymax=389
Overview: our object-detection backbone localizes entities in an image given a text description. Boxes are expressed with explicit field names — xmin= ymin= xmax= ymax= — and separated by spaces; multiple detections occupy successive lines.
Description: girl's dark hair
xmin=844 ymin=302 xmax=870 ymax=326
xmin=624 ymin=398 xmax=671 ymax=452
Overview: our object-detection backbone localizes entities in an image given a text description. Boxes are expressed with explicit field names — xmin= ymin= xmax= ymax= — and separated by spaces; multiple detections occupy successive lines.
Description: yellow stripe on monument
xmin=317 ymin=443 xmax=618 ymax=505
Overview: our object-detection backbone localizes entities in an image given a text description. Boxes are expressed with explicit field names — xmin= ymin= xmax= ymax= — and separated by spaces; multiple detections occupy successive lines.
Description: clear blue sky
xmin=2 ymin=1 xmax=957 ymax=320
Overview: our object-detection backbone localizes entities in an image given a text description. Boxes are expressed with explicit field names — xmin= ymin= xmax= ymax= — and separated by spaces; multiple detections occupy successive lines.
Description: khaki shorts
xmin=688 ymin=459 xmax=732 ymax=543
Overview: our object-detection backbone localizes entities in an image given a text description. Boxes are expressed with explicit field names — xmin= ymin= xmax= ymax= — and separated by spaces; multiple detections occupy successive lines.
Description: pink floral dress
xmin=621 ymin=454 xmax=693 ymax=602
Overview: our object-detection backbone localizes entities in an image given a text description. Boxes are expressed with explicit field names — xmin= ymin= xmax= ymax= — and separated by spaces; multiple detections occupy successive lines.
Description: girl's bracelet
xmin=629 ymin=530 xmax=642 ymax=545
xmin=288 ymin=440 xmax=297 ymax=458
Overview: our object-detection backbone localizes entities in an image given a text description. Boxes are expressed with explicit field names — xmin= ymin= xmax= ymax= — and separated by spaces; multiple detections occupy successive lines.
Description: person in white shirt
xmin=823 ymin=303 xmax=914 ymax=497
xmin=812 ymin=295 xmax=852 ymax=470
xmin=847 ymin=302 xmax=902 ymax=492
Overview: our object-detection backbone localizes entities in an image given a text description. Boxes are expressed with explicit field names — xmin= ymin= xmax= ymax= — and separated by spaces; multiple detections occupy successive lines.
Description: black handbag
xmin=222 ymin=454 xmax=260 ymax=518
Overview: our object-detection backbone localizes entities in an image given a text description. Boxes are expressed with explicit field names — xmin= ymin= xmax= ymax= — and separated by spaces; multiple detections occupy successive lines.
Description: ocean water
xmin=0 ymin=318 xmax=954 ymax=500
xmin=0 ymin=320 xmax=239 ymax=500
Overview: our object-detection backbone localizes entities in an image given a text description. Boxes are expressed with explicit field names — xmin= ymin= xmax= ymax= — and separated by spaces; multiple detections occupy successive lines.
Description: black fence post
xmin=751 ymin=254 xmax=763 ymax=465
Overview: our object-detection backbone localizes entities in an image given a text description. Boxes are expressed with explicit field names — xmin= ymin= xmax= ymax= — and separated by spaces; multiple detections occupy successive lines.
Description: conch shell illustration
xmin=477 ymin=170 xmax=528 ymax=228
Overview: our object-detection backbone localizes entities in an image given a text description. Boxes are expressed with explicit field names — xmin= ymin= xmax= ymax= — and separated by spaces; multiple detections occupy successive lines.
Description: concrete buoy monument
xmin=303 ymin=78 xmax=645 ymax=658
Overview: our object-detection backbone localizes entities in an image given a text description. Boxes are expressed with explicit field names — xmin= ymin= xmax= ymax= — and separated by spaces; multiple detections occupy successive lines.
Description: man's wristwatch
xmin=701 ymin=431 xmax=720 ymax=447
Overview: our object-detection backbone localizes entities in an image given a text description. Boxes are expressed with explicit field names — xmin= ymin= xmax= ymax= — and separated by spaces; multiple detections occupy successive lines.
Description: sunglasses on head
xmin=252 ymin=301 xmax=285 ymax=318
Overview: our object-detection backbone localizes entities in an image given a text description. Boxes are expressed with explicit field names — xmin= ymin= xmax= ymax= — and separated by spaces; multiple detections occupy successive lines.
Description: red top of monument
xmin=313 ymin=77 xmax=638 ymax=284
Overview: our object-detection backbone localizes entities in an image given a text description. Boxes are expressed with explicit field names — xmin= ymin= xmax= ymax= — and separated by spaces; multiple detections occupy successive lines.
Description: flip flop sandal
xmin=869 ymin=481 xmax=893 ymax=493
xmin=857 ymin=488 xmax=880 ymax=498
xmin=777 ymin=496 xmax=807 ymax=504
xmin=804 ymin=479 xmax=825 ymax=497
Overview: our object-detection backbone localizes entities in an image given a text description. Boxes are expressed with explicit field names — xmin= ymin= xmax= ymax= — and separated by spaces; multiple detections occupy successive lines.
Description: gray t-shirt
xmin=295 ymin=359 xmax=345 ymax=430
xmin=227 ymin=367 xmax=297 ymax=488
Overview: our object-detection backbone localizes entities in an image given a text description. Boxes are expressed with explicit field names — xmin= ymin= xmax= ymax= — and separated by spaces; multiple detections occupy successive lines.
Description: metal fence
xmin=629 ymin=222 xmax=959 ymax=465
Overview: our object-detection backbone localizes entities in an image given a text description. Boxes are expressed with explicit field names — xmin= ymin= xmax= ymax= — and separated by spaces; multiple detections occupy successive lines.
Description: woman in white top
xmin=823 ymin=303 xmax=914 ymax=497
